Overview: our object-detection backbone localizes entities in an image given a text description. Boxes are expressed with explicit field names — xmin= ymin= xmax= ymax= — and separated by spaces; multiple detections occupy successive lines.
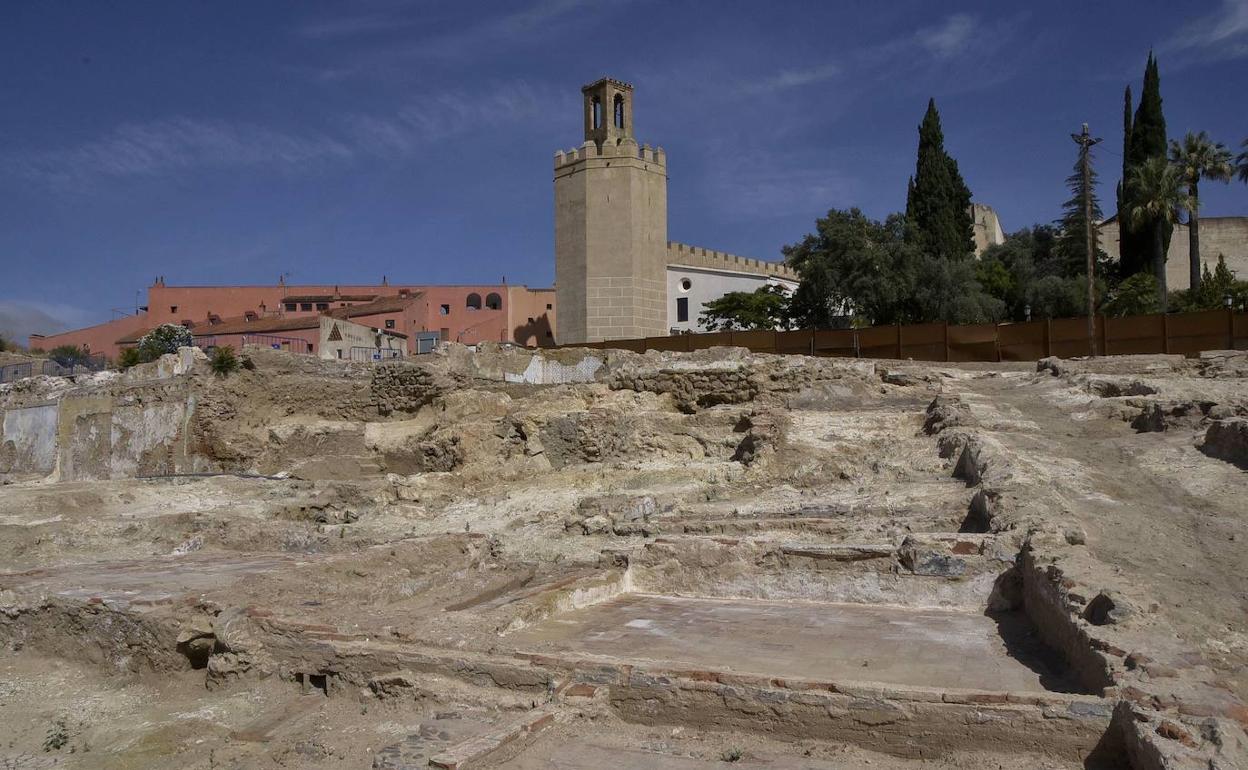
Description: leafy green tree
xmin=698 ymin=285 xmax=792 ymax=332
xmin=1237 ymin=138 xmax=1248 ymax=184
xmin=904 ymin=99 xmax=973 ymax=262
xmin=48 ymin=344 xmax=91 ymax=368
xmin=1168 ymin=131 xmax=1234 ymax=291
xmin=136 ymin=323 xmax=194 ymax=361
xmin=786 ymin=208 xmax=1000 ymax=327
xmin=1102 ymin=272 xmax=1161 ymax=317
xmin=1119 ymin=53 xmax=1171 ymax=277
xmin=1125 ymin=156 xmax=1188 ymax=309
xmin=1171 ymin=256 xmax=1248 ymax=312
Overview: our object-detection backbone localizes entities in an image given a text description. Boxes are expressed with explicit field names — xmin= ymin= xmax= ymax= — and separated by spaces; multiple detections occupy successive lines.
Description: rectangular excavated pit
xmin=509 ymin=593 xmax=1079 ymax=694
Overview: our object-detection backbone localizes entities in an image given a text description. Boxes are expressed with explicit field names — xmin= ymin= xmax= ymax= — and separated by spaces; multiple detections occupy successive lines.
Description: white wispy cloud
xmin=1164 ymin=0 xmax=1248 ymax=63
xmin=293 ymin=12 xmax=414 ymax=40
xmin=706 ymin=152 xmax=855 ymax=219
xmin=302 ymin=0 xmax=637 ymax=80
xmin=7 ymin=118 xmax=353 ymax=187
xmin=738 ymin=63 xmax=842 ymax=95
xmin=339 ymin=83 xmax=555 ymax=156
xmin=5 ymin=82 xmax=561 ymax=189
xmin=917 ymin=13 xmax=977 ymax=60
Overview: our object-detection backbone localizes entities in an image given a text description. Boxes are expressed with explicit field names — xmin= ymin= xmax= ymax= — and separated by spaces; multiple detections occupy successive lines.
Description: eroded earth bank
xmin=2 ymin=344 xmax=1247 ymax=769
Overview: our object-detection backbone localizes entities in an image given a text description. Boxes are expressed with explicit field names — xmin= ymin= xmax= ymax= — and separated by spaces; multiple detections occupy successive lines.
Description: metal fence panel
xmin=998 ymin=321 xmax=1046 ymax=362
xmin=687 ymin=332 xmax=733 ymax=351
xmin=811 ymin=328 xmax=857 ymax=357
xmin=729 ymin=330 xmax=777 ymax=353
xmin=1049 ymin=317 xmax=1101 ymax=359
xmin=947 ymin=323 xmax=997 ymax=362
xmin=775 ymin=330 xmax=815 ymax=355
xmin=899 ymin=322 xmax=945 ymax=361
xmin=557 ymin=309 xmax=1246 ymax=362
xmin=857 ymin=325 xmax=899 ymax=359
xmin=1166 ymin=309 xmax=1230 ymax=356
xmin=1105 ymin=313 xmax=1165 ymax=356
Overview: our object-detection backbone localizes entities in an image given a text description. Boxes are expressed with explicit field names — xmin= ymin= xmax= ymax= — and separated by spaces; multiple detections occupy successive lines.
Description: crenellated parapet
xmin=555 ymin=140 xmax=666 ymax=170
xmin=666 ymin=241 xmax=798 ymax=280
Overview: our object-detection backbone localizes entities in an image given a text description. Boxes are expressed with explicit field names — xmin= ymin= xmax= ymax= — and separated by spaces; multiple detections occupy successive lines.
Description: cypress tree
xmin=905 ymin=99 xmax=973 ymax=261
xmin=1115 ymin=86 xmax=1132 ymax=274
xmin=1120 ymin=53 xmax=1171 ymax=276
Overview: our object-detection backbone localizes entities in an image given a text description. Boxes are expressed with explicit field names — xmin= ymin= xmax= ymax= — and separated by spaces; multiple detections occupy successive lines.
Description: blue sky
xmin=2 ymin=0 xmax=1247 ymax=340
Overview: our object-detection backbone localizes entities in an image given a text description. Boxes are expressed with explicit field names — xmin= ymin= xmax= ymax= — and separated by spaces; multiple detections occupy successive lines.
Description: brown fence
xmin=566 ymin=309 xmax=1248 ymax=361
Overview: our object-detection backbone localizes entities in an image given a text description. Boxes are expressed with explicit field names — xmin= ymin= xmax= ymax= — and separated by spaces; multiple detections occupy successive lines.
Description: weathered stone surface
xmin=1202 ymin=418 xmax=1248 ymax=469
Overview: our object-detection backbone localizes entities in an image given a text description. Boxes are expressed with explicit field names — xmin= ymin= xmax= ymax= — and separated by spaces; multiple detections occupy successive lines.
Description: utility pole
xmin=1072 ymin=123 xmax=1103 ymax=357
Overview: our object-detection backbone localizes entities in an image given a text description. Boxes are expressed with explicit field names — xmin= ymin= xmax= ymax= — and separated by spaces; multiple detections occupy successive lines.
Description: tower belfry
xmin=554 ymin=78 xmax=668 ymax=345
xmin=582 ymin=78 xmax=634 ymax=148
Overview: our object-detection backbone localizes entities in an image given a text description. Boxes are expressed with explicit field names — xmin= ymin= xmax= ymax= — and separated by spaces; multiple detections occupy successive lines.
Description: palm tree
xmin=1168 ymin=132 xmax=1234 ymax=291
xmin=1238 ymin=138 xmax=1248 ymax=183
xmin=1126 ymin=156 xmax=1189 ymax=310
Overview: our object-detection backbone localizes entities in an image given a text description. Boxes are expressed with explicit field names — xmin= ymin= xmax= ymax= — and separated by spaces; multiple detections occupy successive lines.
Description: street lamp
xmin=1024 ymin=304 xmax=1032 ymax=323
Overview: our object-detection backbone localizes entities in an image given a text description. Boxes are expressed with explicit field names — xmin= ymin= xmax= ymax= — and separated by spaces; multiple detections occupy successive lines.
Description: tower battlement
xmin=666 ymin=241 xmax=797 ymax=280
xmin=554 ymin=142 xmax=666 ymax=169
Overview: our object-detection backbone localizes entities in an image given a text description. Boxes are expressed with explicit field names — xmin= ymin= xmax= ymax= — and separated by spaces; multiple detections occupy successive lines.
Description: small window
xmin=384 ymin=319 xmax=395 ymax=329
xmin=613 ymin=93 xmax=625 ymax=129
xmin=545 ymin=330 xmax=552 ymax=338
xmin=439 ymin=304 xmax=450 ymax=316
xmin=466 ymin=293 xmax=482 ymax=310
xmin=170 ymin=305 xmax=178 ymax=313
xmin=676 ymin=297 xmax=689 ymax=323
xmin=315 ymin=302 xmax=329 ymax=311
xmin=546 ymin=303 xmax=552 ymax=310
xmin=300 ymin=303 xmax=312 ymax=311
xmin=336 ymin=349 xmax=343 ymax=359
xmin=679 ymin=278 xmax=692 ymax=292
xmin=592 ymin=96 xmax=602 ymax=130
xmin=308 ymin=343 xmax=314 ymax=353
xmin=485 ymin=292 xmax=502 ymax=310
xmin=285 ymin=303 xmax=296 ymax=312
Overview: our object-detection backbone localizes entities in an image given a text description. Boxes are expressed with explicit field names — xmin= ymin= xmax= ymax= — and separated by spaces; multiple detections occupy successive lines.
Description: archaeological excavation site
xmin=1 ymin=343 xmax=1247 ymax=769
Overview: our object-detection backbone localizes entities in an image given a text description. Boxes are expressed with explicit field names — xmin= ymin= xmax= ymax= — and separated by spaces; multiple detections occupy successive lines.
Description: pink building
xmin=31 ymin=278 xmax=557 ymax=360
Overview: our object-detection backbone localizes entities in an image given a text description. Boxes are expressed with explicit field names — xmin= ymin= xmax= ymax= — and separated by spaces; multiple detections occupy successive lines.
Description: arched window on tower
xmin=613 ymin=94 xmax=625 ymax=129
xmin=485 ymin=292 xmax=502 ymax=310
xmin=466 ymin=293 xmax=482 ymax=310
xmin=591 ymin=96 xmax=602 ymax=130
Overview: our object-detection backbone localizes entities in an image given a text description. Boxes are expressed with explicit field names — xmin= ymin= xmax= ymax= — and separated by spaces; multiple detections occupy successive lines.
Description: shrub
xmin=136 ymin=324 xmax=193 ymax=361
xmin=48 ymin=344 xmax=91 ymax=368
xmin=209 ymin=346 xmax=240 ymax=377
xmin=1102 ymin=273 xmax=1161 ymax=317
xmin=43 ymin=717 xmax=69 ymax=752
xmin=117 ymin=347 xmax=142 ymax=369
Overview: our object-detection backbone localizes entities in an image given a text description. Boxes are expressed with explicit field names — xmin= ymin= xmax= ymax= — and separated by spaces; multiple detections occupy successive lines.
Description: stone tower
xmin=554 ymin=77 xmax=668 ymax=344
